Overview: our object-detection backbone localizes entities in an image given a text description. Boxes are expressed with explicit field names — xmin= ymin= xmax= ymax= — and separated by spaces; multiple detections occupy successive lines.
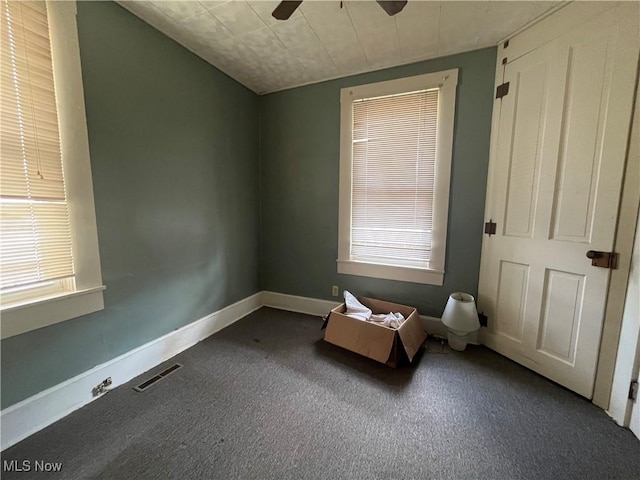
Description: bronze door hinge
xmin=496 ymin=82 xmax=510 ymax=99
xmin=484 ymin=220 xmax=497 ymax=236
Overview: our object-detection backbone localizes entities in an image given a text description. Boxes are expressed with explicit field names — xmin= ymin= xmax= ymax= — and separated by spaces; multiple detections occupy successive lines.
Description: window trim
xmin=1 ymin=0 xmax=104 ymax=339
xmin=337 ymin=69 xmax=458 ymax=286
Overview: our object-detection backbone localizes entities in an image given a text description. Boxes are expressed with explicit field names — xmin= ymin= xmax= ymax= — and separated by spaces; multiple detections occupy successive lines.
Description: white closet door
xmin=478 ymin=4 xmax=639 ymax=398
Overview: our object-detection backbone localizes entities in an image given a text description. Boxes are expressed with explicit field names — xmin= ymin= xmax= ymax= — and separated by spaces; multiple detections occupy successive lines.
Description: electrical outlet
xmin=92 ymin=377 xmax=112 ymax=397
xmin=331 ymin=285 xmax=339 ymax=297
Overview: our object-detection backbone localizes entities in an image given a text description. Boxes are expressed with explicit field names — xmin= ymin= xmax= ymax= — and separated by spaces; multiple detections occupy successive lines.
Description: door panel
xmin=551 ymin=34 xmax=612 ymax=242
xmin=537 ymin=269 xmax=583 ymax=364
xmin=478 ymin=5 xmax=639 ymax=398
xmin=495 ymin=261 xmax=529 ymax=342
xmin=503 ymin=64 xmax=548 ymax=239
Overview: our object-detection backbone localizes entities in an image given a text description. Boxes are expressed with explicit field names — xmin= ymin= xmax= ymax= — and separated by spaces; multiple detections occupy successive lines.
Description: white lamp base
xmin=447 ymin=330 xmax=476 ymax=351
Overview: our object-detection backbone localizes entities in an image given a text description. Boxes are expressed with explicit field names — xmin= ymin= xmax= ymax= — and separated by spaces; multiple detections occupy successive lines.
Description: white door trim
xmin=603 ymin=82 xmax=640 ymax=421
xmin=498 ymin=1 xmax=619 ymax=64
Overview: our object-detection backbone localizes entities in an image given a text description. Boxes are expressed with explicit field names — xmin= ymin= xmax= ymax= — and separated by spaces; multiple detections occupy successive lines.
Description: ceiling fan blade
xmin=376 ymin=0 xmax=407 ymax=16
xmin=272 ymin=0 xmax=303 ymax=20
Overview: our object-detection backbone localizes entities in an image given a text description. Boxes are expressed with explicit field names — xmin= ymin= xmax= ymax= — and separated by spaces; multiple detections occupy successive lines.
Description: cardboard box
xmin=323 ymin=296 xmax=426 ymax=367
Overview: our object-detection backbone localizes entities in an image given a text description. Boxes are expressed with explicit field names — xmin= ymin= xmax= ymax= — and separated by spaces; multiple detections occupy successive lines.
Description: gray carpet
xmin=2 ymin=307 xmax=639 ymax=480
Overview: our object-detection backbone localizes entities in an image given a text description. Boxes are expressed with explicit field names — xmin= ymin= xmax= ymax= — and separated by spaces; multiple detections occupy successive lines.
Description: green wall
xmin=0 ymin=2 xmax=260 ymax=409
xmin=259 ymin=48 xmax=496 ymax=316
xmin=0 ymin=4 xmax=497 ymax=409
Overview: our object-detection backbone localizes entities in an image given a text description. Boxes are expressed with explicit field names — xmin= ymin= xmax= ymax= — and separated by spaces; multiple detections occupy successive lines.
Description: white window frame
xmin=1 ymin=1 xmax=104 ymax=339
xmin=337 ymin=69 xmax=458 ymax=286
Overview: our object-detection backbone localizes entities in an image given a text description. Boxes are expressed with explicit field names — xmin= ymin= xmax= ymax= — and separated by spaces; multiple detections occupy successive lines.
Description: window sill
xmin=1 ymin=286 xmax=105 ymax=339
xmin=337 ymin=259 xmax=444 ymax=286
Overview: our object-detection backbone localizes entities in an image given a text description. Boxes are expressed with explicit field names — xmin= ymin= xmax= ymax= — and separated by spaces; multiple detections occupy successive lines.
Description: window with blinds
xmin=338 ymin=70 xmax=457 ymax=285
xmin=1 ymin=0 xmax=75 ymax=300
xmin=351 ymin=89 xmax=439 ymax=268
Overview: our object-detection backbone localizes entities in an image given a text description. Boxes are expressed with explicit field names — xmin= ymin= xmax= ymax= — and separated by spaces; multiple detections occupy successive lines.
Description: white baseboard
xmin=421 ymin=315 xmax=447 ymax=337
xmin=262 ymin=291 xmax=340 ymax=317
xmin=262 ymin=291 xmax=450 ymax=338
xmin=0 ymin=292 xmax=262 ymax=451
xmin=426 ymin=315 xmax=481 ymax=345
xmin=1 ymin=290 xmax=459 ymax=451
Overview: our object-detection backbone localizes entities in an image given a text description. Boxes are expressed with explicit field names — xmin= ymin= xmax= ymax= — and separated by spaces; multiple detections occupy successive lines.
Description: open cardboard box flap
xmin=397 ymin=311 xmax=426 ymax=361
xmin=323 ymin=296 xmax=426 ymax=367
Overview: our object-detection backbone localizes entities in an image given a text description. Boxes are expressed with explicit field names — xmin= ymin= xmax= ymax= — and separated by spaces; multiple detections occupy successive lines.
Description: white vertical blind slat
xmin=0 ymin=0 xmax=74 ymax=291
xmin=351 ymin=89 xmax=439 ymax=266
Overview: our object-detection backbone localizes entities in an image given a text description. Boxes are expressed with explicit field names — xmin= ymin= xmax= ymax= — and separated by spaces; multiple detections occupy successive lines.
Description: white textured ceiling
xmin=117 ymin=0 xmax=562 ymax=94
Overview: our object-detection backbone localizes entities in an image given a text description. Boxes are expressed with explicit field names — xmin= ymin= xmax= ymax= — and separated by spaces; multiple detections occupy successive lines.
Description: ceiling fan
xmin=272 ymin=1 xmax=408 ymax=20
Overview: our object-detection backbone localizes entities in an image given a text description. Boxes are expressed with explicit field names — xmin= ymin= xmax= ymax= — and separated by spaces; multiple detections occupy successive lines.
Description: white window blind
xmin=1 ymin=0 xmax=74 ymax=293
xmin=351 ymin=88 xmax=439 ymax=267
